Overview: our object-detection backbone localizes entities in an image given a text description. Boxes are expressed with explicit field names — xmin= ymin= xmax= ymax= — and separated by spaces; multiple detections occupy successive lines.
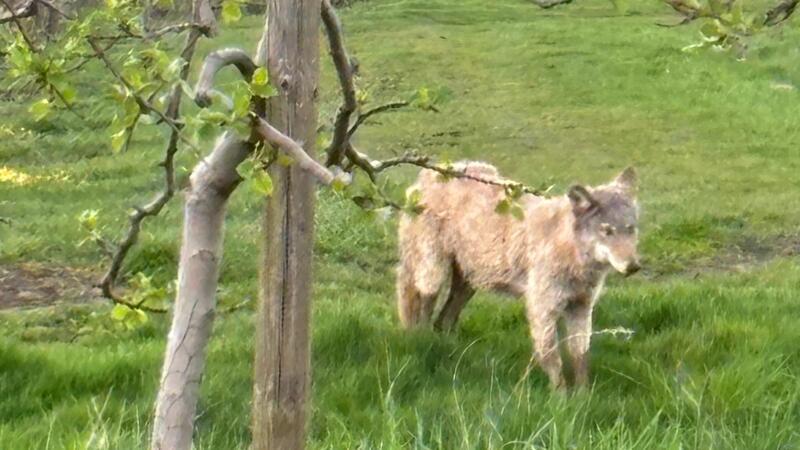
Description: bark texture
xmin=150 ymin=134 xmax=251 ymax=450
xmin=252 ymin=0 xmax=320 ymax=448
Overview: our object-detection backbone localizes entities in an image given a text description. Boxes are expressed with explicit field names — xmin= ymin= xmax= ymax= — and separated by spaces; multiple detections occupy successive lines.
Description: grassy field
xmin=2 ymin=0 xmax=800 ymax=448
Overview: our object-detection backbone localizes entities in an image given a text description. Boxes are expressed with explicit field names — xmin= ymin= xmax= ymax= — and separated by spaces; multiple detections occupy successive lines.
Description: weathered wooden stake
xmin=252 ymin=0 xmax=320 ymax=449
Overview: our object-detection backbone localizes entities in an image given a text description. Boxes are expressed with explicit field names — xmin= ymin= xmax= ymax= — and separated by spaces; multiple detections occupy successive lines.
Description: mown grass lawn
xmin=2 ymin=0 xmax=800 ymax=448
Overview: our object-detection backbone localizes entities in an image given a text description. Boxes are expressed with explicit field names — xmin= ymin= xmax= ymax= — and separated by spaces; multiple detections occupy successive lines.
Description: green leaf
xmin=250 ymin=170 xmax=273 ymax=196
xmin=111 ymin=304 xmax=131 ymax=321
xmin=196 ymin=122 xmax=216 ymax=143
xmin=331 ymin=173 xmax=350 ymax=192
xmin=221 ymin=0 xmax=242 ymax=24
xmin=510 ymin=204 xmax=525 ymax=221
xmin=122 ymin=96 xmax=140 ymax=127
xmin=412 ymin=87 xmax=431 ymax=110
xmin=29 ymin=99 xmax=52 ymax=121
xmin=356 ymin=89 xmax=370 ymax=105
xmin=78 ymin=209 xmax=100 ymax=230
xmin=252 ymin=67 xmax=268 ymax=85
xmin=316 ymin=133 xmax=331 ymax=150
xmin=700 ymin=21 xmax=724 ymax=40
xmin=232 ymin=87 xmax=251 ymax=118
xmin=495 ymin=198 xmax=511 ymax=215
xmin=251 ymin=81 xmax=277 ymax=98
xmin=277 ymin=154 xmax=294 ymax=166
xmin=237 ymin=158 xmax=257 ymax=178
xmin=403 ymin=189 xmax=424 ymax=215
xmin=250 ymin=68 xmax=276 ymax=98
xmin=59 ymin=86 xmax=78 ymax=106
xmin=407 ymin=189 xmax=422 ymax=206
xmin=133 ymin=308 xmax=148 ymax=325
xmin=111 ymin=129 xmax=128 ymax=153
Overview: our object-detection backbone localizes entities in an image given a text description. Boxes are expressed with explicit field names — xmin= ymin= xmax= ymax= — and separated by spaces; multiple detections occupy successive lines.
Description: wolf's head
xmin=568 ymin=167 xmax=641 ymax=276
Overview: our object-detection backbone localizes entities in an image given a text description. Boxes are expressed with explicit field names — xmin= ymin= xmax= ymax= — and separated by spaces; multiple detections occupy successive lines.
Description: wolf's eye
xmin=600 ymin=223 xmax=615 ymax=236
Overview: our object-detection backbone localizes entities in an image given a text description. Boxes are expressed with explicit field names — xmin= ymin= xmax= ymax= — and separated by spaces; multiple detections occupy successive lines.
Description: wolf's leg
xmin=434 ymin=263 xmax=475 ymax=332
xmin=564 ymin=301 xmax=593 ymax=387
xmin=396 ymin=229 xmax=447 ymax=328
xmin=396 ymin=265 xmax=423 ymax=328
xmin=526 ymin=287 xmax=566 ymax=390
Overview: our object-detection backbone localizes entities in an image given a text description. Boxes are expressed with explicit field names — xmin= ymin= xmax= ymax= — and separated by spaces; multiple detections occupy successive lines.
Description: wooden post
xmin=252 ymin=0 xmax=320 ymax=449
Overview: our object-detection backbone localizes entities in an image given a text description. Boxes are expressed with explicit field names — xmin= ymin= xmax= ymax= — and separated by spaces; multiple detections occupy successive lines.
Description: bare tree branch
xmin=0 ymin=0 xmax=37 ymax=49
xmin=661 ymin=0 xmax=798 ymax=27
xmin=316 ymin=0 xmax=540 ymax=198
xmin=765 ymin=0 xmax=799 ymax=25
xmin=346 ymin=101 xmax=409 ymax=138
xmin=0 ymin=0 xmax=35 ymax=25
xmin=35 ymin=0 xmax=73 ymax=20
xmin=194 ymin=48 xmax=257 ymax=107
xmin=531 ymin=0 xmax=573 ymax=9
xmin=146 ymin=22 xmax=211 ymax=39
xmin=350 ymin=148 xmax=547 ymax=196
xmin=321 ymin=0 xmax=358 ymax=167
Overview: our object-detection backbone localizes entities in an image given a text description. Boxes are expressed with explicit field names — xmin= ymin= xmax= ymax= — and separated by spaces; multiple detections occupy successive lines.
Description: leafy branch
xmin=660 ymin=0 xmax=798 ymax=56
xmin=318 ymin=0 xmax=547 ymax=207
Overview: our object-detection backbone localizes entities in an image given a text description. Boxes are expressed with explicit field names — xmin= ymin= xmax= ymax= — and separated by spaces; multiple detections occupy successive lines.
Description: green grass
xmin=2 ymin=0 xmax=800 ymax=448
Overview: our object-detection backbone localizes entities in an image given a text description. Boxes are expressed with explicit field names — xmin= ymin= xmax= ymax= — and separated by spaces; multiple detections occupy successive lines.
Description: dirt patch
xmin=0 ymin=263 xmax=101 ymax=310
xmin=712 ymin=233 xmax=800 ymax=270
xmin=644 ymin=233 xmax=800 ymax=279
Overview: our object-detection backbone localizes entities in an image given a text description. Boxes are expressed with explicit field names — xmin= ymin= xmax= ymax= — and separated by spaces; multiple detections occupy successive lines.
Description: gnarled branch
xmin=194 ymin=48 xmax=257 ymax=107
xmin=321 ymin=0 xmax=357 ymax=167
xmin=253 ymin=116 xmax=337 ymax=185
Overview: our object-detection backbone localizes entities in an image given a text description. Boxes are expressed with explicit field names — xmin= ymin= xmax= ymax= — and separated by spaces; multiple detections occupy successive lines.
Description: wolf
xmin=396 ymin=162 xmax=640 ymax=388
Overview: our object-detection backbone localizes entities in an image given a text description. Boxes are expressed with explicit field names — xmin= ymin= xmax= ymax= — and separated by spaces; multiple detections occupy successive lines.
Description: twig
xmin=97 ymin=30 xmax=204 ymax=303
xmin=220 ymin=298 xmax=251 ymax=313
xmin=35 ymin=0 xmax=74 ymax=20
xmin=349 ymin=148 xmax=547 ymax=196
xmin=531 ymin=0 xmax=573 ymax=9
xmin=765 ymin=0 xmax=799 ymax=25
xmin=139 ymin=22 xmax=211 ymax=39
xmin=113 ymin=298 xmax=168 ymax=313
xmin=347 ymin=101 xmax=409 ymax=138
xmin=66 ymin=37 xmax=121 ymax=73
xmin=87 ymin=37 xmax=196 ymax=150
xmin=321 ymin=0 xmax=358 ymax=167
xmin=0 ymin=0 xmax=37 ymax=50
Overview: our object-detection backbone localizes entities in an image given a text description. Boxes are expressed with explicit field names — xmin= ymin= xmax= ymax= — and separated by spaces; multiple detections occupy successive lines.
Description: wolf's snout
xmin=624 ymin=261 xmax=641 ymax=276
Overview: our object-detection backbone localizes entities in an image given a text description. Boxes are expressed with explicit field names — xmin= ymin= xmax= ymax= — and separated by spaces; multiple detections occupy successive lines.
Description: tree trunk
xmin=252 ymin=0 xmax=320 ymax=448
xmin=150 ymin=134 xmax=251 ymax=450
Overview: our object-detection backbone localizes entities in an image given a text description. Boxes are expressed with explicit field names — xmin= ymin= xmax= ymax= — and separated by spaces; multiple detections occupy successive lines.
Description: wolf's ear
xmin=568 ymin=185 xmax=598 ymax=217
xmin=614 ymin=167 xmax=638 ymax=193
